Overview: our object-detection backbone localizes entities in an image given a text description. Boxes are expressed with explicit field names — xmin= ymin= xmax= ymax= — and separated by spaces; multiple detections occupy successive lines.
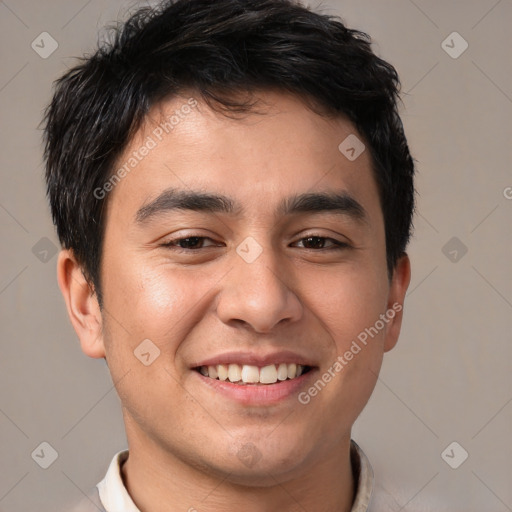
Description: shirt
xmin=69 ymin=439 xmax=375 ymax=511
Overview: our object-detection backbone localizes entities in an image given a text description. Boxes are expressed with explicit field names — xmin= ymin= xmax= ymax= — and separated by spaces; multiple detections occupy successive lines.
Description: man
xmin=44 ymin=0 xmax=414 ymax=510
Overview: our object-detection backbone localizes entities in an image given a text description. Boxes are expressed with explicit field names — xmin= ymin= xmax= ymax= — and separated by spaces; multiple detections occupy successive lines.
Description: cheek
xmin=137 ymin=271 xmax=185 ymax=320
xmin=101 ymin=263 xmax=198 ymax=414
xmin=309 ymin=264 xmax=389 ymax=349
xmin=103 ymin=259 xmax=216 ymax=351
xmin=309 ymin=267 xmax=388 ymax=413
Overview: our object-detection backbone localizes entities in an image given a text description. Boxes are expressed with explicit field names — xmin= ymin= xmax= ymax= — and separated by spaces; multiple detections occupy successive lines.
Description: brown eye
xmin=293 ymin=236 xmax=348 ymax=250
xmin=161 ymin=236 xmax=220 ymax=250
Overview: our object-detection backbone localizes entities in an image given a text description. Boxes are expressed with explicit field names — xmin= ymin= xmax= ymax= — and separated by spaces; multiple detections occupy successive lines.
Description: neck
xmin=121 ymin=418 xmax=355 ymax=512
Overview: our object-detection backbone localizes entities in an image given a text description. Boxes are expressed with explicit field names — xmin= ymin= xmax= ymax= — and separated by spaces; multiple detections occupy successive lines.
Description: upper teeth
xmin=198 ymin=363 xmax=305 ymax=384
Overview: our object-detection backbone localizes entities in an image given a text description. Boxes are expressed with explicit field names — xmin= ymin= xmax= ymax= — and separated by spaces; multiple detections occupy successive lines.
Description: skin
xmin=58 ymin=90 xmax=411 ymax=512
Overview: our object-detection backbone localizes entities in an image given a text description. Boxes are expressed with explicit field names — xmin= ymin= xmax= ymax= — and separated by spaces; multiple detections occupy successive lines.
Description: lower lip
xmin=194 ymin=370 xmax=316 ymax=405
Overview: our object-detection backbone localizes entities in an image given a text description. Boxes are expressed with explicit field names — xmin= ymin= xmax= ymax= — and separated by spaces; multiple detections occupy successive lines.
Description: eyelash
xmin=160 ymin=234 xmax=349 ymax=252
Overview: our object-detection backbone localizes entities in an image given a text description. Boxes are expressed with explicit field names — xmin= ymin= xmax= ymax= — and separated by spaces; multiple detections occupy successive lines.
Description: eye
xmin=160 ymin=236 xmax=221 ymax=250
xmin=159 ymin=234 xmax=349 ymax=252
xmin=293 ymin=235 xmax=349 ymax=250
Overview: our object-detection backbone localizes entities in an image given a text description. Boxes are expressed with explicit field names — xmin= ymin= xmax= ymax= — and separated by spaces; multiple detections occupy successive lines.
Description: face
xmin=61 ymin=90 xmax=410 ymax=484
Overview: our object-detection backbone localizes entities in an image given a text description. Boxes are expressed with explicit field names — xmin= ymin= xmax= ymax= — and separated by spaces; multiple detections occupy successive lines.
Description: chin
xmin=213 ymin=435 xmax=314 ymax=485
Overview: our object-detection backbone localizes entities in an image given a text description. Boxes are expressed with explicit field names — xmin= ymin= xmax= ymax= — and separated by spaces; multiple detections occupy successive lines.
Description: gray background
xmin=0 ymin=0 xmax=511 ymax=510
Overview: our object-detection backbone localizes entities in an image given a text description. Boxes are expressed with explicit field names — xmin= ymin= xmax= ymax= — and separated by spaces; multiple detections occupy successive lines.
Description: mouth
xmin=191 ymin=351 xmax=317 ymax=404
xmin=194 ymin=363 xmax=313 ymax=385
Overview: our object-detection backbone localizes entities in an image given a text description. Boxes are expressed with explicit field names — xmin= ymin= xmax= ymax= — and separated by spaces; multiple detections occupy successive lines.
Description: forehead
xmin=105 ymin=90 xmax=382 ymax=227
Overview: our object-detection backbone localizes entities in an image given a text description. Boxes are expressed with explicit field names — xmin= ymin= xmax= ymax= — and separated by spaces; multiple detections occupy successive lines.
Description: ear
xmin=57 ymin=249 xmax=106 ymax=359
xmin=383 ymin=253 xmax=411 ymax=353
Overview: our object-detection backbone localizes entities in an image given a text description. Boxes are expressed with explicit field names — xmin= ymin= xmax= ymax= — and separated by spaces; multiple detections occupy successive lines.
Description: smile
xmin=196 ymin=363 xmax=312 ymax=385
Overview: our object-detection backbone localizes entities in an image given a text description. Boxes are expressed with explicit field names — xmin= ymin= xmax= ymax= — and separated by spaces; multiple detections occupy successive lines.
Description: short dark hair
xmin=43 ymin=0 xmax=415 ymax=307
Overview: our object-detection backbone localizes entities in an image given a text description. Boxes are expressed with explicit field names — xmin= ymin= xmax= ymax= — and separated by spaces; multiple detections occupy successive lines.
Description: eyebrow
xmin=135 ymin=187 xmax=369 ymax=226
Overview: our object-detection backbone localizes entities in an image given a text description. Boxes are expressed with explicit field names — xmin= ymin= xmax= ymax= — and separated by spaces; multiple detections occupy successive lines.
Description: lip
xmin=193 ymin=367 xmax=317 ymax=405
xmin=191 ymin=350 xmax=316 ymax=368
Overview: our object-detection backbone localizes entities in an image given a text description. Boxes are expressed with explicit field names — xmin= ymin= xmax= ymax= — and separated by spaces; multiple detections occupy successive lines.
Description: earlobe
xmin=56 ymin=249 xmax=106 ymax=359
xmin=383 ymin=253 xmax=411 ymax=353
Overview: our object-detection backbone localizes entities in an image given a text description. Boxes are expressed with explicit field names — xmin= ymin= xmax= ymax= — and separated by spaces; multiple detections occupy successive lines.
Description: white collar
xmin=97 ymin=439 xmax=374 ymax=511
xmin=350 ymin=439 xmax=374 ymax=511
xmin=96 ymin=450 xmax=139 ymax=512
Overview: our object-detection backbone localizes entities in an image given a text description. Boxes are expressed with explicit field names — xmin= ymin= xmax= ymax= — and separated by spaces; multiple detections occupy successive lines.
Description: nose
xmin=216 ymin=241 xmax=303 ymax=334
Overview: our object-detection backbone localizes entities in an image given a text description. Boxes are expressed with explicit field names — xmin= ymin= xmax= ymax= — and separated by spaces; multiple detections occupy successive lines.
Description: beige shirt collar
xmin=97 ymin=439 xmax=374 ymax=512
